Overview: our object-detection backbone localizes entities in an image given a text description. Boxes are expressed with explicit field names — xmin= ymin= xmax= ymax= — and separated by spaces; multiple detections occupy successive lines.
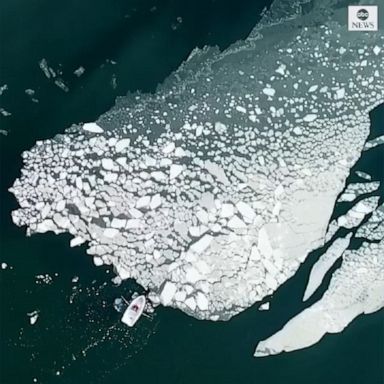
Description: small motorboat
xmin=121 ymin=295 xmax=146 ymax=327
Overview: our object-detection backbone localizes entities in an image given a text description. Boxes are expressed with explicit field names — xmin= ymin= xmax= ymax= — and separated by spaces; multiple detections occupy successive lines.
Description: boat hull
xmin=121 ymin=295 xmax=146 ymax=327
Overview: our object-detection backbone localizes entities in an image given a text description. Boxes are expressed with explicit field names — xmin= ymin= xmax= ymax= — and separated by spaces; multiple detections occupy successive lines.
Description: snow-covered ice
xmin=8 ymin=0 xmax=384 ymax=354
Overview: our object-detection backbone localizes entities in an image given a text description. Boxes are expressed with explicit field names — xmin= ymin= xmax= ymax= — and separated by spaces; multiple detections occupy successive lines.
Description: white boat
xmin=121 ymin=295 xmax=146 ymax=327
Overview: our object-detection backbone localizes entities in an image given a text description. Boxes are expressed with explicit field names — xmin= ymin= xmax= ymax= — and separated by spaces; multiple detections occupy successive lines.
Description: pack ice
xmin=9 ymin=0 xmax=384 ymax=355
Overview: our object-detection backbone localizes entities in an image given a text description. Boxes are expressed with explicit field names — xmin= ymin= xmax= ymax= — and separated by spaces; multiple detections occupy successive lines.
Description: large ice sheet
xmin=9 ymin=0 xmax=384 ymax=324
xmin=255 ymin=239 xmax=384 ymax=357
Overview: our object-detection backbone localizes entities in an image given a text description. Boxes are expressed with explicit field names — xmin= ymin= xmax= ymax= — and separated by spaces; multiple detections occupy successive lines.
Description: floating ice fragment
xmin=196 ymin=209 xmax=209 ymax=224
xmin=185 ymin=266 xmax=201 ymax=283
xmin=101 ymin=158 xmax=114 ymax=170
xmin=227 ymin=215 xmax=246 ymax=229
xmin=303 ymin=234 xmax=352 ymax=301
xmin=170 ymin=164 xmax=183 ymax=179
xmin=196 ymin=292 xmax=209 ymax=310
xmin=262 ymin=87 xmax=275 ymax=97
xmin=150 ymin=194 xmax=162 ymax=210
xmin=115 ymin=138 xmax=131 ymax=152
xmin=74 ymin=66 xmax=85 ymax=77
xmin=364 ymin=135 xmax=384 ymax=150
xmin=160 ymin=281 xmax=177 ymax=305
xmin=302 ymin=114 xmax=317 ymax=122
xmin=275 ymin=64 xmax=286 ymax=75
xmin=204 ymin=161 xmax=230 ymax=185
xmin=338 ymin=182 xmax=380 ymax=202
xmin=185 ymin=297 xmax=197 ymax=311
xmin=136 ymin=195 xmax=151 ymax=209
xmin=103 ymin=228 xmax=119 ymax=238
xmin=162 ymin=142 xmax=175 ymax=154
xmin=190 ymin=234 xmax=213 ymax=254
xmin=214 ymin=121 xmax=227 ymax=133
xmin=258 ymin=302 xmax=270 ymax=311
xmin=355 ymin=171 xmax=371 ymax=181
xmin=93 ymin=256 xmax=103 ymax=266
xmin=39 ymin=59 xmax=52 ymax=78
xmin=308 ymin=85 xmax=318 ymax=93
xmin=236 ymin=201 xmax=256 ymax=221
xmin=335 ymin=88 xmax=345 ymax=100
xmin=373 ymin=46 xmax=381 ymax=55
xmin=25 ymin=89 xmax=35 ymax=96
xmin=54 ymin=79 xmax=69 ymax=92
xmin=0 ymin=108 xmax=11 ymax=117
xmin=28 ymin=311 xmax=39 ymax=325
xmin=83 ymin=123 xmax=104 ymax=133
xmin=111 ymin=218 xmax=127 ymax=228
xmin=236 ymin=106 xmax=247 ymax=113
xmin=126 ymin=219 xmax=143 ymax=229
xmin=0 ymin=84 xmax=8 ymax=95
xmin=70 ymin=236 xmax=85 ymax=247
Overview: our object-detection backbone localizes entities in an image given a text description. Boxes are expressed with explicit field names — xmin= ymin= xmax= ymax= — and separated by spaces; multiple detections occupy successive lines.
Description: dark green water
xmin=1 ymin=1 xmax=383 ymax=383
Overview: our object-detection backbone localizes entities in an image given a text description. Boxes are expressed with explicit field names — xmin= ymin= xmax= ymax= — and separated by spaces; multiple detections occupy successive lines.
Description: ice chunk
xmin=335 ymin=88 xmax=345 ymax=100
xmin=115 ymin=139 xmax=131 ymax=152
xmin=262 ymin=87 xmax=275 ymax=97
xmin=227 ymin=215 xmax=246 ymax=229
xmin=275 ymin=64 xmax=286 ymax=75
xmin=190 ymin=234 xmax=213 ymax=254
xmin=101 ymin=158 xmax=114 ymax=170
xmin=74 ymin=66 xmax=85 ymax=77
xmin=126 ymin=219 xmax=143 ymax=229
xmin=220 ymin=204 xmax=234 ymax=218
xmin=162 ymin=142 xmax=175 ymax=154
xmin=308 ymin=85 xmax=318 ymax=93
xmin=185 ymin=267 xmax=201 ymax=283
xmin=111 ymin=218 xmax=127 ymax=229
xmin=236 ymin=201 xmax=256 ymax=221
xmin=355 ymin=171 xmax=371 ymax=181
xmin=258 ymin=302 xmax=270 ymax=311
xmin=70 ymin=236 xmax=85 ymax=247
xmin=160 ymin=281 xmax=177 ymax=305
xmin=185 ymin=297 xmax=197 ymax=311
xmin=196 ymin=292 xmax=209 ymax=311
xmin=150 ymin=194 xmax=162 ymax=210
xmin=214 ymin=122 xmax=227 ymax=134
xmin=103 ymin=228 xmax=119 ymax=238
xmin=136 ymin=195 xmax=151 ymax=209
xmin=236 ymin=106 xmax=247 ymax=113
xmin=93 ymin=256 xmax=103 ymax=266
xmin=83 ymin=123 xmax=104 ymax=133
xmin=302 ymin=114 xmax=317 ymax=122
xmin=204 ymin=161 xmax=230 ymax=185
xmin=373 ymin=46 xmax=381 ymax=55
xmin=303 ymin=234 xmax=352 ymax=301
xmin=170 ymin=164 xmax=183 ymax=179
xmin=28 ymin=311 xmax=39 ymax=325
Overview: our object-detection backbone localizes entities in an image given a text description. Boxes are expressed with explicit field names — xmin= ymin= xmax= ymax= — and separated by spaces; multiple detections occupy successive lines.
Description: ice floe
xmin=303 ymin=234 xmax=352 ymax=301
xmin=28 ymin=310 xmax=40 ymax=325
xmin=8 ymin=0 xmax=384 ymax=343
xmin=255 ymin=239 xmax=384 ymax=357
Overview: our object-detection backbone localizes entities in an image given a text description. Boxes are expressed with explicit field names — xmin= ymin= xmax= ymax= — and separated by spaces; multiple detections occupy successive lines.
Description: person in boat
xmin=132 ymin=304 xmax=139 ymax=312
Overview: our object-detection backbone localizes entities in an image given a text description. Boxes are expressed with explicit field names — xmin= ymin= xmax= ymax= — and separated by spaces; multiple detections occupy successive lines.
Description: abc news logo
xmin=348 ymin=5 xmax=378 ymax=31
xmin=357 ymin=9 xmax=369 ymax=20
